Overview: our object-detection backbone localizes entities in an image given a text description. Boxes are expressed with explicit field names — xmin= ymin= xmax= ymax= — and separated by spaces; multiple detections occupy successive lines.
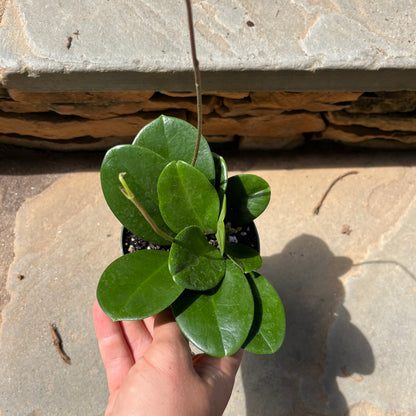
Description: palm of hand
xmin=93 ymin=301 xmax=243 ymax=416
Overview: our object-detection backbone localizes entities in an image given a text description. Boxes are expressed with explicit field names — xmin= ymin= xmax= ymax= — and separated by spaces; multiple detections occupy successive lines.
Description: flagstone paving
xmin=0 ymin=144 xmax=415 ymax=415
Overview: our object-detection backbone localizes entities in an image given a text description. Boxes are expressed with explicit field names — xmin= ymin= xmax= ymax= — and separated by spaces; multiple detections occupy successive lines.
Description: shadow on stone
xmin=0 ymin=144 xmax=103 ymax=175
xmin=241 ymin=234 xmax=375 ymax=415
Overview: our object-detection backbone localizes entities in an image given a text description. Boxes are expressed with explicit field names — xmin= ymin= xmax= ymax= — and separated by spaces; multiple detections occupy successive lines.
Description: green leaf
xmin=242 ymin=272 xmax=285 ymax=354
xmin=100 ymin=144 xmax=174 ymax=245
xmin=97 ymin=251 xmax=184 ymax=321
xmin=213 ymin=153 xmax=227 ymax=256
xmin=158 ymin=161 xmax=220 ymax=234
xmin=226 ymin=174 xmax=271 ymax=225
xmin=173 ymin=260 xmax=254 ymax=357
xmin=169 ymin=226 xmax=225 ymax=291
xmin=133 ymin=115 xmax=215 ymax=184
xmin=216 ymin=195 xmax=227 ymax=256
xmin=225 ymin=242 xmax=262 ymax=273
xmin=212 ymin=153 xmax=228 ymax=201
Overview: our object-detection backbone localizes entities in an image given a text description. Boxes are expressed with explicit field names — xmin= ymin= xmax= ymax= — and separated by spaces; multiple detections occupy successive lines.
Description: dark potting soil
xmin=123 ymin=229 xmax=170 ymax=253
xmin=122 ymin=223 xmax=259 ymax=255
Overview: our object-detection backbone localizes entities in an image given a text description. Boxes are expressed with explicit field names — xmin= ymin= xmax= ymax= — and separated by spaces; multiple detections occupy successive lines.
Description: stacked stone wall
xmin=1 ymin=88 xmax=415 ymax=150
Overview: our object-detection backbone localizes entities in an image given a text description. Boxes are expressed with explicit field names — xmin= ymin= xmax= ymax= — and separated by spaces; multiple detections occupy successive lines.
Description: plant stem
xmin=118 ymin=173 xmax=174 ymax=243
xmin=185 ymin=0 xmax=203 ymax=167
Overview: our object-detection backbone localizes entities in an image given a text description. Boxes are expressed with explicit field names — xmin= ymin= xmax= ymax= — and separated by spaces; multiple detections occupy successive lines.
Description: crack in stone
xmin=299 ymin=13 xmax=399 ymax=69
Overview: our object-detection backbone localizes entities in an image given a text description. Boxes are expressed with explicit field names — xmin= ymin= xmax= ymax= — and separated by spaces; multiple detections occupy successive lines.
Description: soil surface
xmin=123 ymin=222 xmax=259 ymax=254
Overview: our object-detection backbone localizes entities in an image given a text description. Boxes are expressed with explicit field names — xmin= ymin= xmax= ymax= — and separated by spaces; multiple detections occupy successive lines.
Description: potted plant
xmin=96 ymin=0 xmax=285 ymax=358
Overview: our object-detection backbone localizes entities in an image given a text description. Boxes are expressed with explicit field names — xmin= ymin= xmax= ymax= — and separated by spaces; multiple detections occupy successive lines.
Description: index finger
xmin=93 ymin=300 xmax=134 ymax=393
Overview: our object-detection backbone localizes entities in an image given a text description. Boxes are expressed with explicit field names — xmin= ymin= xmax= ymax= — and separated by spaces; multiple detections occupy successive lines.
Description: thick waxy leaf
xmin=101 ymin=144 xmax=174 ymax=245
xmin=225 ymin=242 xmax=262 ymax=273
xmin=158 ymin=161 xmax=220 ymax=233
xmin=216 ymin=196 xmax=227 ymax=256
xmin=173 ymin=260 xmax=254 ymax=357
xmin=133 ymin=115 xmax=215 ymax=184
xmin=243 ymin=272 xmax=285 ymax=354
xmin=226 ymin=174 xmax=271 ymax=225
xmin=169 ymin=226 xmax=225 ymax=291
xmin=97 ymin=251 xmax=184 ymax=321
xmin=213 ymin=153 xmax=228 ymax=201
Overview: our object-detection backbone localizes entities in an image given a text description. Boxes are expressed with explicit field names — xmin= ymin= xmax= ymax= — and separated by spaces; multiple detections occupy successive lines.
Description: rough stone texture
xmin=346 ymin=92 xmax=416 ymax=114
xmin=0 ymin=133 xmax=235 ymax=152
xmin=0 ymin=100 xmax=50 ymax=113
xmin=46 ymin=102 xmax=163 ymax=120
xmin=249 ymin=92 xmax=363 ymax=109
xmin=0 ymin=94 xmax=218 ymax=119
xmin=317 ymin=126 xmax=416 ymax=148
xmin=2 ymin=88 xmax=416 ymax=150
xmin=316 ymin=92 xmax=416 ymax=147
xmin=44 ymin=94 xmax=218 ymax=119
xmin=219 ymin=92 xmax=364 ymax=117
xmin=0 ymin=110 xmax=186 ymax=140
xmin=326 ymin=111 xmax=416 ymax=132
xmin=1 ymin=89 xmax=350 ymax=150
xmin=1 ymin=146 xmax=415 ymax=415
xmin=1 ymin=1 xmax=416 ymax=91
xmin=0 ymin=134 xmax=136 ymax=151
xmin=193 ymin=112 xmax=326 ymax=137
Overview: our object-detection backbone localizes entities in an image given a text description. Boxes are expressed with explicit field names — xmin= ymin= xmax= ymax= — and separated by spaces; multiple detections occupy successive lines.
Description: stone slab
xmin=224 ymin=153 xmax=416 ymax=416
xmin=323 ymin=201 xmax=416 ymax=415
xmin=1 ymin=1 xmax=416 ymax=92
xmin=0 ymin=172 xmax=119 ymax=416
xmin=1 ymin=147 xmax=416 ymax=415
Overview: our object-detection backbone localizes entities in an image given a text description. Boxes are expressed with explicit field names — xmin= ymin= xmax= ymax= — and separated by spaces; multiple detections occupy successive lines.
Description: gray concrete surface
xmin=0 ymin=144 xmax=415 ymax=415
xmin=1 ymin=0 xmax=416 ymax=91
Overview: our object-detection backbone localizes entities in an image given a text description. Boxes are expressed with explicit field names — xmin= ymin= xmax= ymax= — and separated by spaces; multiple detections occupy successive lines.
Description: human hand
xmin=93 ymin=300 xmax=243 ymax=416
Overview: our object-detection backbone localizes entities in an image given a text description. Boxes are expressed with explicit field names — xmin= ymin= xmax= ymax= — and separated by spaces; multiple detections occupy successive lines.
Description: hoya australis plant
xmin=97 ymin=0 xmax=284 ymax=357
xmin=97 ymin=115 xmax=285 ymax=357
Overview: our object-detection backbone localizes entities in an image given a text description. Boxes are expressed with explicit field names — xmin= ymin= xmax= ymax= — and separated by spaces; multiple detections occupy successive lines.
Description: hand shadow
xmin=241 ymin=234 xmax=375 ymax=415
